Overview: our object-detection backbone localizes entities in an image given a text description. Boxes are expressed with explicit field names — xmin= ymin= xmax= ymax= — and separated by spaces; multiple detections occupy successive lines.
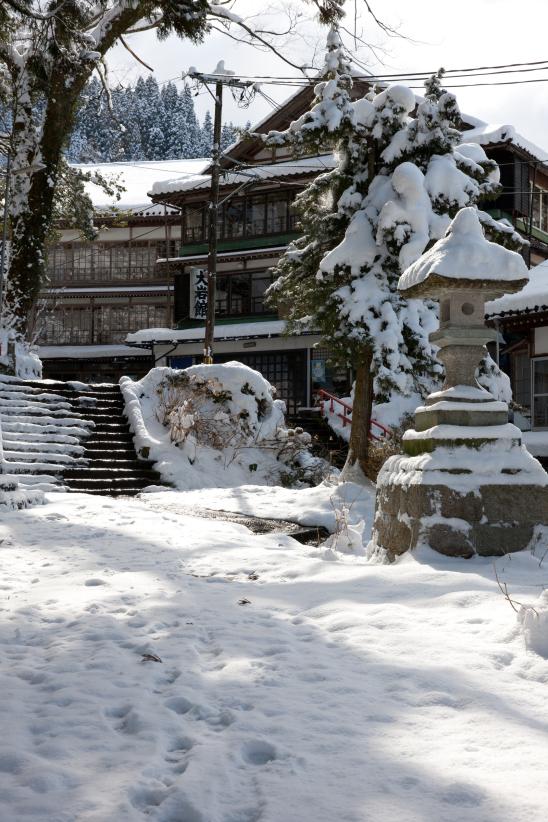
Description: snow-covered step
xmin=0 ymin=395 xmax=72 ymax=406
xmin=0 ymin=376 xmax=95 ymax=491
xmin=0 ymin=377 xmax=167 ymax=497
xmin=3 ymin=440 xmax=86 ymax=455
xmin=1 ymin=422 xmax=88 ymax=439
xmin=2 ymin=450 xmax=86 ymax=465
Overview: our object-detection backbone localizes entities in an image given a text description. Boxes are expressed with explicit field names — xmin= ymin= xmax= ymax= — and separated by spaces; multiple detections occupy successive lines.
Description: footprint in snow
xmin=84 ymin=578 xmax=107 ymax=587
xmin=105 ymin=704 xmax=145 ymax=735
xmin=165 ymin=696 xmax=193 ymax=715
xmin=165 ymin=736 xmax=194 ymax=775
xmin=241 ymin=739 xmax=277 ymax=766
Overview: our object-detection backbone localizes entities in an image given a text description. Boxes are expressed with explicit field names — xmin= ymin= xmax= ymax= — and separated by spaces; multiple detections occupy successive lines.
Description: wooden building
xmin=126 ymin=87 xmax=548 ymax=412
xmin=39 ymin=83 xmax=548 ymax=414
xmin=487 ymin=259 xmax=548 ymax=432
xmin=37 ymin=159 xmax=207 ymax=382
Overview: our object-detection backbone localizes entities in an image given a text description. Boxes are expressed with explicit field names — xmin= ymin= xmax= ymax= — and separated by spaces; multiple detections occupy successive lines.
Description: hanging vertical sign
xmin=189 ymin=267 xmax=208 ymax=320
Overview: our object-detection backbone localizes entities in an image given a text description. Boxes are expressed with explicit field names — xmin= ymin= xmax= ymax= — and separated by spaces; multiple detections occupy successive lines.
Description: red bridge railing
xmin=317 ymin=388 xmax=391 ymax=442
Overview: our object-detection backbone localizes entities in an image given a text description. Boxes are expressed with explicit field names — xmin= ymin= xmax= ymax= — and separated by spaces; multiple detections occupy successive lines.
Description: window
xmin=184 ymin=205 xmax=205 ymax=243
xmin=246 ymin=196 xmax=266 ymax=236
xmin=512 ymin=350 xmax=531 ymax=409
xmin=72 ymin=244 xmax=94 ymax=279
xmin=183 ymin=192 xmax=295 ymax=243
xmin=216 ymin=275 xmax=229 ymax=316
xmin=46 ymin=245 xmax=72 ymax=284
xmin=111 ymin=244 xmax=130 ymax=280
xmin=224 ymin=199 xmax=245 ymax=239
xmin=40 ymin=305 xmax=92 ymax=345
xmin=157 ymin=239 xmax=178 ymax=260
xmin=531 ymin=185 xmax=548 ymax=234
xmin=131 ymin=242 xmax=156 ymax=277
xmin=212 ymin=270 xmax=273 ymax=317
xmin=533 ymin=358 xmax=548 ymax=427
xmin=266 ymin=196 xmax=288 ymax=234
xmin=229 ymin=273 xmax=250 ymax=314
xmin=94 ymin=244 xmax=111 ymax=279
xmin=251 ymin=271 xmax=273 ymax=313
xmin=38 ymin=300 xmax=167 ymax=345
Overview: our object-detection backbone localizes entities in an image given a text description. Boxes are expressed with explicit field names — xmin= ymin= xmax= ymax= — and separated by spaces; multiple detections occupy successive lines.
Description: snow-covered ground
xmin=2 ymin=487 xmax=548 ymax=822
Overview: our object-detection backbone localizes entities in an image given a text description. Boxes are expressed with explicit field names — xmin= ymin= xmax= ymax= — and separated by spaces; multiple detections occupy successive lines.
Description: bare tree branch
xmin=208 ymin=10 xmax=308 ymax=72
xmin=361 ymin=0 xmax=404 ymax=38
xmin=119 ymin=35 xmax=154 ymax=72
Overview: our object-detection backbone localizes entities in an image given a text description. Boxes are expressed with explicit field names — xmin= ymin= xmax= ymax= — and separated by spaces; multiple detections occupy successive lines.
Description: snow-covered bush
xmin=0 ymin=330 xmax=41 ymax=379
xmin=121 ymin=363 xmax=323 ymax=491
xmin=156 ymin=367 xmax=280 ymax=450
xmin=0 ymin=475 xmax=43 ymax=511
xmin=519 ymin=589 xmax=548 ymax=659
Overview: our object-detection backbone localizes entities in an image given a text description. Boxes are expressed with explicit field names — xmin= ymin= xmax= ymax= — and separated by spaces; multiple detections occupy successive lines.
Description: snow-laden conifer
xmin=265 ymin=35 xmax=525 ymax=481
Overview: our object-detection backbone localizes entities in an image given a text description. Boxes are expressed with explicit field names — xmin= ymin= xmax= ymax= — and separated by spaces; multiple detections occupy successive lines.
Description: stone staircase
xmin=288 ymin=407 xmax=348 ymax=469
xmin=0 ymin=377 xmax=163 ymax=496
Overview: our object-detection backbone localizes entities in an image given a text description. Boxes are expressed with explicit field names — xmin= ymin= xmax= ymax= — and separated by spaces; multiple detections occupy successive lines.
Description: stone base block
xmin=372 ymin=482 xmax=548 ymax=559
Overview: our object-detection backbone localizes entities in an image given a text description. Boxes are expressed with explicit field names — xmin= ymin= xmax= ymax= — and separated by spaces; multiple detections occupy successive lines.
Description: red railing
xmin=317 ymin=388 xmax=392 ymax=442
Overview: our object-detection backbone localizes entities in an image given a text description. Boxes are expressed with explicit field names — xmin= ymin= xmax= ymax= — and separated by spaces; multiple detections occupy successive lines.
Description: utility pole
xmin=204 ymin=78 xmax=223 ymax=364
xmin=0 ymin=150 xmax=12 ymax=325
xmin=185 ymin=66 xmax=254 ymax=363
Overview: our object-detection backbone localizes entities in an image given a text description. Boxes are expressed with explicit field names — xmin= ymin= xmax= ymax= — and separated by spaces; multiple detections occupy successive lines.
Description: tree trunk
xmin=340 ymin=346 xmax=374 ymax=483
xmin=6 ymin=68 xmax=88 ymax=336
xmin=3 ymin=3 xmax=151 ymax=338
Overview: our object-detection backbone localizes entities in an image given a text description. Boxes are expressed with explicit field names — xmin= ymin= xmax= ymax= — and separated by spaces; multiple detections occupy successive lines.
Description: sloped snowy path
xmin=1 ymin=492 xmax=548 ymax=822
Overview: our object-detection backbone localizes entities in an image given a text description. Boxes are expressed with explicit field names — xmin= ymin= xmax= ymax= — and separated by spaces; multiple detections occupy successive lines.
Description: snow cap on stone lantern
xmin=398 ymin=207 xmax=529 ymax=390
xmin=399 ymin=206 xmax=528 ymax=298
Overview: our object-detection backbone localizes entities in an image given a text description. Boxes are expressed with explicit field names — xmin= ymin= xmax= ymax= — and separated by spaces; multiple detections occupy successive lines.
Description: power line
xmin=194 ymin=60 xmax=548 ymax=84
xmin=193 ymin=57 xmax=548 ymax=83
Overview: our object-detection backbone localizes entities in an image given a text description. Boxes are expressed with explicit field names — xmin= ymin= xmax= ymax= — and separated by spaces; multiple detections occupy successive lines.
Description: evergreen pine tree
xmin=265 ymin=32 xmax=523 ymax=481
xmin=67 ymin=75 xmax=241 ymax=162
xmin=141 ymin=76 xmax=164 ymax=158
xmin=161 ymin=82 xmax=187 ymax=159
xmin=221 ymin=122 xmax=237 ymax=151
xmin=181 ymin=84 xmax=202 ymax=157
xmin=200 ymin=110 xmax=213 ymax=157
xmin=119 ymin=85 xmax=143 ymax=160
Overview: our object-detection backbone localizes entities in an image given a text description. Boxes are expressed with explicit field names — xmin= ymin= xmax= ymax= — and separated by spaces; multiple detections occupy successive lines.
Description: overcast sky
xmin=106 ymin=0 xmax=548 ymax=153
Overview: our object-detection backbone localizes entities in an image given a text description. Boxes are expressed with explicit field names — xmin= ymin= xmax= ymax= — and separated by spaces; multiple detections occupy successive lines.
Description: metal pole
xmin=203 ymin=81 xmax=223 ymax=364
xmin=0 ymin=150 xmax=12 ymax=323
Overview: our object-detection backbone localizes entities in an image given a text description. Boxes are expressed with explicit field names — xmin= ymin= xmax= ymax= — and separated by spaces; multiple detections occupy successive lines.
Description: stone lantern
xmin=371 ymin=207 xmax=548 ymax=559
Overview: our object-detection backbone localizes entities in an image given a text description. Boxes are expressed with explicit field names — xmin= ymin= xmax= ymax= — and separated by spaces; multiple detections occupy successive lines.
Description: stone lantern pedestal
xmin=371 ymin=208 xmax=548 ymax=559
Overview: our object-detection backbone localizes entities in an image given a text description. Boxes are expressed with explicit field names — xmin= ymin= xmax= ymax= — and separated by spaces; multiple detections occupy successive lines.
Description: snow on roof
xmin=486 ymin=259 xmax=548 ymax=317
xmin=38 ymin=344 xmax=150 ymax=359
xmin=150 ymin=155 xmax=336 ymax=197
xmin=126 ymin=319 xmax=287 ymax=345
xmin=462 ymin=115 xmax=548 ymax=165
xmin=74 ymin=159 xmax=209 ymax=213
xmin=399 ymin=208 xmax=529 ymax=294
